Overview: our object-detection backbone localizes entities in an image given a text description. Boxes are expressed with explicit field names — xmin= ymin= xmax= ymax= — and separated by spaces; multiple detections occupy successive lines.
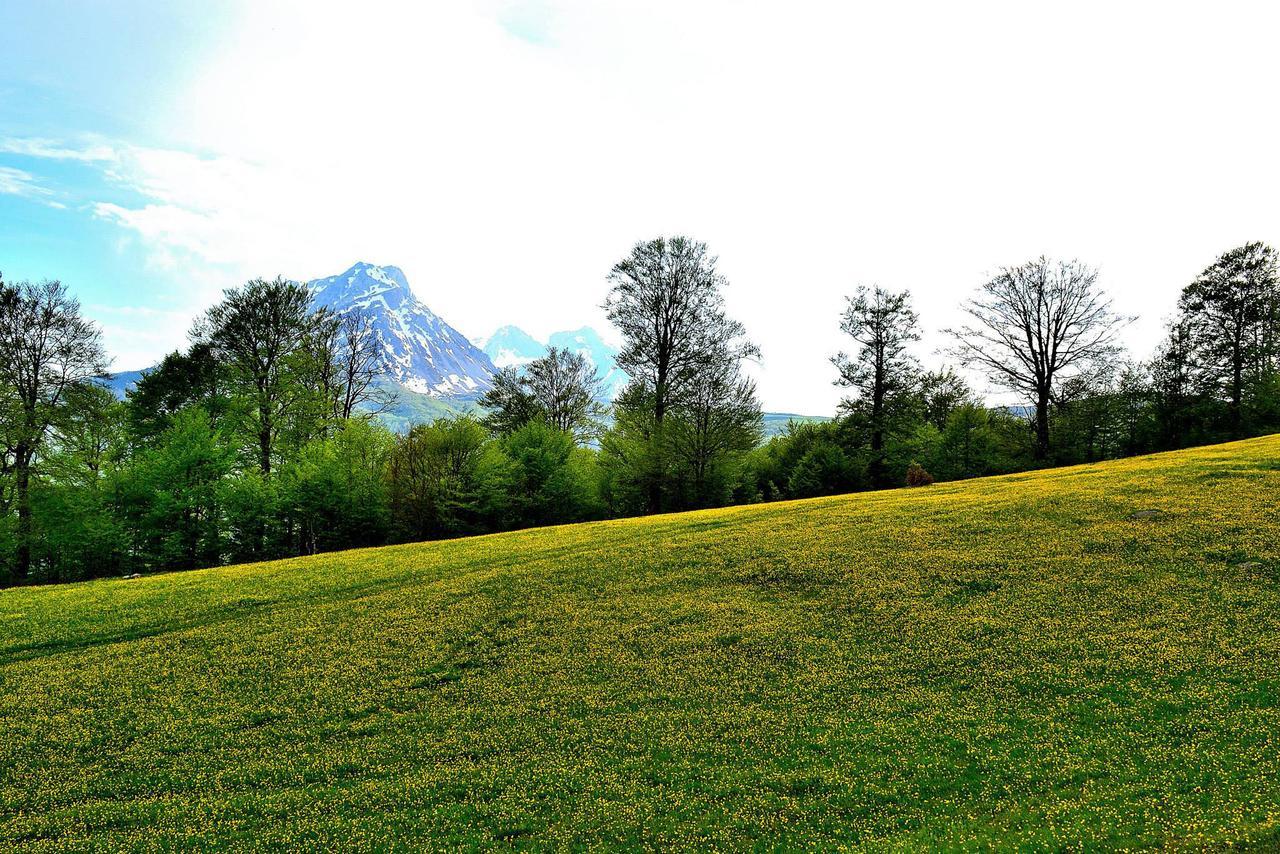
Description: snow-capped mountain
xmin=475 ymin=324 xmax=629 ymax=399
xmin=308 ymin=262 xmax=495 ymax=397
xmin=475 ymin=325 xmax=545 ymax=369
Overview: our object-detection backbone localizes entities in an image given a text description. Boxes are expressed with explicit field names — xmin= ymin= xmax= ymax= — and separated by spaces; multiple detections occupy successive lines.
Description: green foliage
xmin=279 ymin=419 xmax=394 ymax=554
xmin=8 ymin=239 xmax=1280 ymax=586
xmin=787 ymin=440 xmax=858 ymax=498
xmin=387 ymin=417 xmax=497 ymax=540
xmin=833 ymin=285 xmax=921 ymax=484
xmin=119 ymin=407 xmax=233 ymax=570
xmin=929 ymin=404 xmax=1003 ymax=480
xmin=496 ymin=421 xmax=600 ymax=527
xmin=28 ymin=480 xmax=128 ymax=582
xmin=125 ymin=344 xmax=226 ymax=444
xmin=478 ymin=366 xmax=541 ymax=436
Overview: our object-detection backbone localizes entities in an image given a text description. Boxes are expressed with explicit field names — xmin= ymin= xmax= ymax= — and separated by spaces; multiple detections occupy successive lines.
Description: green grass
xmin=3 ymin=437 xmax=1280 ymax=849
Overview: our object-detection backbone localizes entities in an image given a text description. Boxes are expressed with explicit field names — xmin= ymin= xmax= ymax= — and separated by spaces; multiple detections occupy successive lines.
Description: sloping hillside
xmin=2 ymin=437 xmax=1279 ymax=849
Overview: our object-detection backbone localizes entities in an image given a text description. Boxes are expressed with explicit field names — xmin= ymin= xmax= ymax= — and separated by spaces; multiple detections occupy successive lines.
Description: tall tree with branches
xmin=196 ymin=277 xmax=325 ymax=476
xmin=0 ymin=278 xmax=109 ymax=579
xmin=1177 ymin=242 xmax=1279 ymax=434
xmin=946 ymin=257 xmax=1130 ymax=460
xmin=522 ymin=346 xmax=602 ymax=441
xmin=604 ymin=236 xmax=758 ymax=512
xmin=479 ymin=348 xmax=602 ymax=442
xmin=831 ymin=285 xmax=921 ymax=484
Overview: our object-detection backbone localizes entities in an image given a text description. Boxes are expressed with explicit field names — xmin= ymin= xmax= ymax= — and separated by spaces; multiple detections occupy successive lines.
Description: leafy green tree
xmin=480 ymin=348 xmax=602 ymax=442
xmin=0 ymin=278 xmax=109 ymax=580
xmin=666 ymin=347 xmax=762 ymax=507
xmin=387 ymin=417 xmax=496 ymax=540
xmin=1178 ymin=242 xmax=1279 ymax=435
xmin=121 ymin=407 xmax=233 ymax=570
xmin=479 ymin=367 xmax=541 ymax=436
xmin=788 ymin=441 xmax=858 ymax=499
xmin=604 ymin=236 xmax=758 ymax=512
xmin=125 ymin=343 xmax=225 ymax=445
xmin=598 ymin=384 xmax=663 ymax=515
xmin=917 ymin=368 xmax=976 ymax=431
xmin=523 ymin=347 xmax=603 ymax=441
xmin=197 ymin=277 xmax=329 ymax=476
xmin=498 ymin=421 xmax=599 ymax=528
xmin=26 ymin=383 xmax=129 ymax=581
xmin=1151 ymin=317 xmax=1203 ymax=449
xmin=281 ymin=419 xmax=394 ymax=554
xmin=221 ymin=469 xmax=280 ymax=564
xmin=931 ymin=404 xmax=1000 ymax=480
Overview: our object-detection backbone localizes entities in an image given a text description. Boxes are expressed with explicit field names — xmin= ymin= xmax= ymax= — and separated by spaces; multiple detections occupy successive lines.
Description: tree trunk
xmin=1230 ymin=353 xmax=1244 ymax=435
xmin=1034 ymin=394 xmax=1051 ymax=461
xmin=649 ymin=374 xmax=666 ymax=514
xmin=259 ymin=423 xmax=272 ymax=476
xmin=13 ymin=443 xmax=31 ymax=580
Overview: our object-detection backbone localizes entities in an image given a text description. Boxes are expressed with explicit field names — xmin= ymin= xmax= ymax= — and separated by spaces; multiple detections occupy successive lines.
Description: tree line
xmin=1 ymin=238 xmax=1277 ymax=584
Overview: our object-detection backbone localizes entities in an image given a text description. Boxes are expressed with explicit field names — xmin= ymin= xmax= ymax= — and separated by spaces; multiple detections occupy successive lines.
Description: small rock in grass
xmin=1128 ymin=509 xmax=1171 ymax=521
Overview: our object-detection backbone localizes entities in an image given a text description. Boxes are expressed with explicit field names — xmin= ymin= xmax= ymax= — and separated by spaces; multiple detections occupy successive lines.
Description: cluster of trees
xmin=0 ymin=239 xmax=764 ymax=583
xmin=741 ymin=246 xmax=1279 ymax=501
xmin=2 ymin=238 xmax=1277 ymax=585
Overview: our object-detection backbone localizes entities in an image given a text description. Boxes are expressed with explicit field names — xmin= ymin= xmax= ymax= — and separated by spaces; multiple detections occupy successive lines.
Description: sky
xmin=2 ymin=0 xmax=1279 ymax=414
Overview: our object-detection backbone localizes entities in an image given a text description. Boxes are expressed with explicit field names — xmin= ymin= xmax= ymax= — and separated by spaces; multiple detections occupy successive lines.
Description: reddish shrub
xmin=905 ymin=462 xmax=934 ymax=487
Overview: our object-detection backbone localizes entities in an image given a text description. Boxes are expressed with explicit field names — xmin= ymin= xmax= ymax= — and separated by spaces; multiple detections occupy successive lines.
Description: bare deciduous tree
xmin=314 ymin=312 xmax=394 ymax=425
xmin=946 ymin=257 xmax=1130 ymax=460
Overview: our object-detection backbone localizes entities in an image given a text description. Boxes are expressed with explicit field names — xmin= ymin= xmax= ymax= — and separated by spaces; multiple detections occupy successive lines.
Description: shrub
xmin=905 ymin=462 xmax=934 ymax=487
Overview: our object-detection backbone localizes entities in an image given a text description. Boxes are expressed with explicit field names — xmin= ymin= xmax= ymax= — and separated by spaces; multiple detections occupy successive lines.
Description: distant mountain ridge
xmin=475 ymin=324 xmax=628 ymax=399
xmin=307 ymin=262 xmax=495 ymax=398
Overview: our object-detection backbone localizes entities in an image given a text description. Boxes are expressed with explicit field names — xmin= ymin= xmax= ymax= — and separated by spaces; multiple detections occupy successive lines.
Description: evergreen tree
xmin=832 ymin=285 xmax=922 ymax=484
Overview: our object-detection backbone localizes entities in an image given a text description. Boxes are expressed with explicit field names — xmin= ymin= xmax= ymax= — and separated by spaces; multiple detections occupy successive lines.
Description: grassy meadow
xmin=2 ymin=436 xmax=1279 ymax=849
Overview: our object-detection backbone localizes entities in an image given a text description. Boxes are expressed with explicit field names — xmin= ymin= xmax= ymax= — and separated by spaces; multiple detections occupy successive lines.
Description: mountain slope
xmin=3 ymin=436 xmax=1279 ymax=848
xmin=308 ymin=262 xmax=495 ymax=397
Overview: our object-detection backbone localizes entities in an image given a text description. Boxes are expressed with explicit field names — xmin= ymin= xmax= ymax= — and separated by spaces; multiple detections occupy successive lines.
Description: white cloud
xmin=49 ymin=1 xmax=1280 ymax=411
xmin=0 ymin=165 xmax=65 ymax=207
xmin=0 ymin=137 xmax=117 ymax=162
